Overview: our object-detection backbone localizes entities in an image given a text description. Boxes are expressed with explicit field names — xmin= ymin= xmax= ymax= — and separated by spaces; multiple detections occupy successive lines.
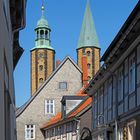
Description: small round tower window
xmin=87 ymin=51 xmax=91 ymax=56
xmin=39 ymin=78 xmax=43 ymax=83
xmin=87 ymin=63 xmax=91 ymax=69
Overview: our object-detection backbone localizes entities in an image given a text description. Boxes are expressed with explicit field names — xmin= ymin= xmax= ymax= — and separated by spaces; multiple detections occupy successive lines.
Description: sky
xmin=14 ymin=0 xmax=138 ymax=107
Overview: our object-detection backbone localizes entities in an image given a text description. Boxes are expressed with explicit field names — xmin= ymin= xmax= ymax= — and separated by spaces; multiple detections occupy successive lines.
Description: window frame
xmin=129 ymin=53 xmax=136 ymax=94
xmin=118 ymin=66 xmax=124 ymax=102
xmin=45 ymin=99 xmax=55 ymax=115
xmin=59 ymin=82 xmax=68 ymax=90
xmin=25 ymin=124 xmax=35 ymax=140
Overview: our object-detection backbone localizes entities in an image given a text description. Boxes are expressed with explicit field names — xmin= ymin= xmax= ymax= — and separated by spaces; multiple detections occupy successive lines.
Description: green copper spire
xmin=77 ymin=1 xmax=100 ymax=49
xmin=31 ymin=3 xmax=54 ymax=50
xmin=37 ymin=5 xmax=49 ymax=28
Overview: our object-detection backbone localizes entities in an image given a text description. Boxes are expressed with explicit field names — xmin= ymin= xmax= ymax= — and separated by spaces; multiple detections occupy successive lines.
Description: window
xmin=3 ymin=0 xmax=8 ymax=20
xmin=87 ymin=51 xmax=91 ymax=56
xmin=104 ymin=82 xmax=108 ymax=123
xmin=137 ymin=46 xmax=140 ymax=106
xmin=124 ymin=59 xmax=129 ymax=95
xmin=100 ymin=91 xmax=103 ymax=115
xmin=50 ymin=128 xmax=55 ymax=137
xmin=45 ymin=130 xmax=49 ymax=138
xmin=45 ymin=99 xmax=55 ymax=114
xmin=36 ymin=30 xmax=39 ymax=39
xmin=66 ymin=122 xmax=73 ymax=132
xmin=25 ymin=125 xmax=35 ymax=139
xmin=59 ymin=82 xmax=67 ymax=90
xmin=118 ymin=67 xmax=124 ymax=102
xmin=39 ymin=65 xmax=43 ymax=71
xmin=45 ymin=30 xmax=48 ymax=38
xmin=40 ymin=30 xmax=44 ymax=38
xmin=108 ymin=80 xmax=112 ymax=121
xmin=87 ymin=63 xmax=91 ymax=69
xmin=129 ymin=54 xmax=135 ymax=93
xmin=39 ymin=78 xmax=43 ymax=83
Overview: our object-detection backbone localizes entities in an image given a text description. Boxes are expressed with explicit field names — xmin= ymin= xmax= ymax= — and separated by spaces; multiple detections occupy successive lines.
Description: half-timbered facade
xmin=85 ymin=1 xmax=140 ymax=140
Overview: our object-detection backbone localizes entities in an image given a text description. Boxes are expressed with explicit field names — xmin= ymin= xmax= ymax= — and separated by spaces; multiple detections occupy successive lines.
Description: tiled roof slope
xmin=41 ymin=85 xmax=92 ymax=129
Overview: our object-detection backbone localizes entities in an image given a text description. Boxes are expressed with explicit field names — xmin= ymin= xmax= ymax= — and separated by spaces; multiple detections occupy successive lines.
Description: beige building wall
xmin=16 ymin=58 xmax=82 ymax=140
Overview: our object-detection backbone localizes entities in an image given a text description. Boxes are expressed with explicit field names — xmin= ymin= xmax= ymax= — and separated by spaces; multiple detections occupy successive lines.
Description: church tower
xmin=31 ymin=5 xmax=55 ymax=96
xmin=77 ymin=1 xmax=100 ymax=81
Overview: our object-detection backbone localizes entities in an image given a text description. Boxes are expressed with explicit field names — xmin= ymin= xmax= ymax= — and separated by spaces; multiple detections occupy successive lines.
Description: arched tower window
xmin=37 ymin=31 xmax=39 ymax=39
xmin=87 ymin=51 xmax=91 ymax=56
xmin=45 ymin=30 xmax=48 ymax=39
xmin=87 ymin=63 xmax=91 ymax=69
xmin=40 ymin=30 xmax=44 ymax=38
xmin=39 ymin=65 xmax=43 ymax=71
xmin=39 ymin=78 xmax=43 ymax=83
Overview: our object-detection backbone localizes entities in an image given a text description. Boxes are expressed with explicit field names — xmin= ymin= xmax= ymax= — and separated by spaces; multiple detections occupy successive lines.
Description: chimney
xmin=56 ymin=60 xmax=61 ymax=68
xmin=82 ymin=55 xmax=88 ymax=86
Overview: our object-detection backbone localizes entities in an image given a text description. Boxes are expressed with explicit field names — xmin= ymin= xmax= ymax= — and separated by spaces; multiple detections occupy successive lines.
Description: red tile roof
xmin=41 ymin=85 xmax=91 ymax=129
xmin=41 ymin=112 xmax=62 ymax=129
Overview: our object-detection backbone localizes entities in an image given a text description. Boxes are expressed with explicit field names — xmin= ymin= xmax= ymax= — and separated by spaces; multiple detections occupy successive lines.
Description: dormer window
xmin=59 ymin=82 xmax=67 ymax=90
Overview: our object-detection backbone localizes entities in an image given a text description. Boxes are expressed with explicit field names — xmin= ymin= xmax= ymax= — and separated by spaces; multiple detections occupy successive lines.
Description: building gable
xmin=16 ymin=56 xmax=82 ymax=117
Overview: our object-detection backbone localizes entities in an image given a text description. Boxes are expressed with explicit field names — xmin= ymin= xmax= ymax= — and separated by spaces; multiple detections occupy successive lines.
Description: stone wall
xmin=16 ymin=58 xmax=82 ymax=140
